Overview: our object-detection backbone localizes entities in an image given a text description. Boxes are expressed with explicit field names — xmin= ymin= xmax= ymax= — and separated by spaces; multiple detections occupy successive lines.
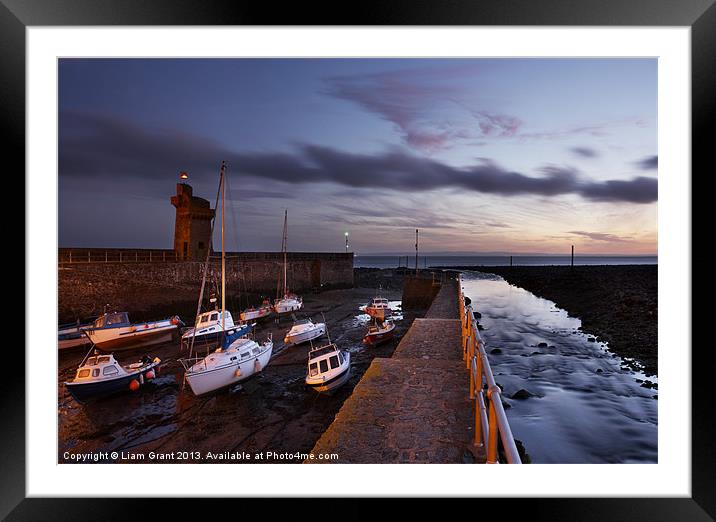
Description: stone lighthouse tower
xmin=170 ymin=174 xmax=215 ymax=260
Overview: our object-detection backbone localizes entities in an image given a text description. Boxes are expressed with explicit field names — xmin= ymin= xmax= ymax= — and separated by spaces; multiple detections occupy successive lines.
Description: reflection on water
xmin=462 ymin=271 xmax=657 ymax=464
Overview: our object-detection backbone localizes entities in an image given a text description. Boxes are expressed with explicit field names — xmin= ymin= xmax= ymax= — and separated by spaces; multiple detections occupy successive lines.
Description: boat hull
xmin=306 ymin=365 xmax=351 ymax=393
xmin=240 ymin=307 xmax=273 ymax=321
xmin=65 ymin=363 xmax=159 ymax=402
xmin=59 ymin=335 xmax=92 ymax=351
xmin=185 ymin=344 xmax=273 ymax=396
xmin=90 ymin=327 xmax=176 ymax=351
xmin=284 ymin=324 xmax=326 ymax=345
xmin=363 ymin=329 xmax=395 ymax=346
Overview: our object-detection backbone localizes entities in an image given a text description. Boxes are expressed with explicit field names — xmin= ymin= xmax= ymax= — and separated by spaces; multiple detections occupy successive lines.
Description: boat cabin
xmin=196 ymin=310 xmax=233 ymax=327
xmin=308 ymin=344 xmax=345 ymax=378
xmin=74 ymin=354 xmax=124 ymax=381
xmin=92 ymin=312 xmax=130 ymax=329
xmin=369 ymin=298 xmax=390 ymax=308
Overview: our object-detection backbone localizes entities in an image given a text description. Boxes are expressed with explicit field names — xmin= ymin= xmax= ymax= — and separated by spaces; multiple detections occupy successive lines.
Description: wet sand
xmin=459 ymin=265 xmax=658 ymax=377
xmin=58 ymin=286 xmax=419 ymax=463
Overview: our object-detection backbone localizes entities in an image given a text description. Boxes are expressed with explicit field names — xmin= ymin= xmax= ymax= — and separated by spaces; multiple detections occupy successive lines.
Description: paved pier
xmin=308 ymin=277 xmax=482 ymax=463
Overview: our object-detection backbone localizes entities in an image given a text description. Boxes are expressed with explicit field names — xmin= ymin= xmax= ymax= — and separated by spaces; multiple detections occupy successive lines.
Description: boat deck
xmin=308 ymin=278 xmax=484 ymax=463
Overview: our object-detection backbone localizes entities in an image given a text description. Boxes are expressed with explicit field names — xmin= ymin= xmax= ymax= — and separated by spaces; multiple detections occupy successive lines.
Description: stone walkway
xmin=308 ymin=278 xmax=482 ymax=463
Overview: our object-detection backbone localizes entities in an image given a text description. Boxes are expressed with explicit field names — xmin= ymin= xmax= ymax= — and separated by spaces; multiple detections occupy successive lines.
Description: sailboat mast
xmin=283 ymin=209 xmax=288 ymax=296
xmin=221 ymin=161 xmax=226 ymax=331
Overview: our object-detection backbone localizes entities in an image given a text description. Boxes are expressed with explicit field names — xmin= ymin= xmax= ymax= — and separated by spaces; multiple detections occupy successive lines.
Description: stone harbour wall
xmin=58 ymin=252 xmax=353 ymax=322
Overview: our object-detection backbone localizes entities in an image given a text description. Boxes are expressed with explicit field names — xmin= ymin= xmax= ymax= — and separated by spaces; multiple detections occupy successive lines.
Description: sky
xmin=58 ymin=58 xmax=657 ymax=255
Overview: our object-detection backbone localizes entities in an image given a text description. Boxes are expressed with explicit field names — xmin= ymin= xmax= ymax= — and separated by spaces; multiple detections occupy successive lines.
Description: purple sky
xmin=59 ymin=58 xmax=657 ymax=255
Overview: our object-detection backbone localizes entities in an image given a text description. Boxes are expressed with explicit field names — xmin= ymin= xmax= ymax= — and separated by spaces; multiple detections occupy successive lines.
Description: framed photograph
xmin=8 ymin=0 xmax=711 ymax=518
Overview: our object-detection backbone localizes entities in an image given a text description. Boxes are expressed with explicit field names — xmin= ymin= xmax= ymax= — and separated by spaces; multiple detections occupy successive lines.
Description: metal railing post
xmin=487 ymin=388 xmax=500 ymax=463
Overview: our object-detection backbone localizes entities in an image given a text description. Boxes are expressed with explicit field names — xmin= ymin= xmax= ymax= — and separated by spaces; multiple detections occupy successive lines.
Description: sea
xmin=354 ymin=255 xmax=658 ymax=269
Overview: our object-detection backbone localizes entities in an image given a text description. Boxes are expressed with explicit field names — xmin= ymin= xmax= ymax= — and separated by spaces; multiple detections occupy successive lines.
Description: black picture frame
xmin=5 ymin=0 xmax=711 ymax=519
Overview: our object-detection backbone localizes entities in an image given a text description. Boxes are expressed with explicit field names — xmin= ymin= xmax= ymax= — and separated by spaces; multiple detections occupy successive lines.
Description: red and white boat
xmin=365 ymin=296 xmax=392 ymax=320
xmin=240 ymin=300 xmax=273 ymax=321
xmin=363 ymin=319 xmax=396 ymax=346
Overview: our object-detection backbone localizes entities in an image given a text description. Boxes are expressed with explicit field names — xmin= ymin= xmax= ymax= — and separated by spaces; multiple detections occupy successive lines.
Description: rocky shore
xmin=462 ymin=265 xmax=658 ymax=377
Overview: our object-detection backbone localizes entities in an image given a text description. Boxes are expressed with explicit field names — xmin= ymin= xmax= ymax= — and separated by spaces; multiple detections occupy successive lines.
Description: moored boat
xmin=363 ymin=319 xmax=396 ymax=346
xmin=284 ymin=318 xmax=326 ymax=346
xmin=58 ymin=319 xmax=94 ymax=350
xmin=64 ymin=350 xmax=161 ymax=402
xmin=274 ymin=210 xmax=303 ymax=314
xmin=181 ymin=309 xmax=243 ymax=349
xmin=365 ymin=296 xmax=392 ymax=320
xmin=181 ymin=327 xmax=273 ymax=396
xmin=240 ymin=300 xmax=273 ymax=321
xmin=82 ymin=312 xmax=182 ymax=351
xmin=179 ymin=161 xmax=274 ymax=396
xmin=305 ymin=343 xmax=351 ymax=393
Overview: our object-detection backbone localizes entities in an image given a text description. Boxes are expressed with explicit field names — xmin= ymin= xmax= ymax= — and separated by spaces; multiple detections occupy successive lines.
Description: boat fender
xmin=235 ymin=368 xmax=242 ymax=378
xmin=145 ymin=370 xmax=155 ymax=380
xmin=171 ymin=317 xmax=178 ymax=325
xmin=139 ymin=374 xmax=145 ymax=385
xmin=144 ymin=324 xmax=149 ymax=329
xmin=129 ymin=379 xmax=140 ymax=391
xmin=254 ymin=359 xmax=262 ymax=372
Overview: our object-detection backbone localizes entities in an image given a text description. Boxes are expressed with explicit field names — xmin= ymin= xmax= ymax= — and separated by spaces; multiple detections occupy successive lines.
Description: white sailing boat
xmin=274 ymin=210 xmax=303 ymax=314
xmin=180 ymin=162 xmax=273 ymax=395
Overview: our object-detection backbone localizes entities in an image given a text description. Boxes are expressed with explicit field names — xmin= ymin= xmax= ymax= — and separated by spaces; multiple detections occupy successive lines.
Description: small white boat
xmin=240 ymin=300 xmax=273 ymax=321
xmin=305 ymin=343 xmax=351 ymax=393
xmin=82 ymin=312 xmax=182 ymax=351
xmin=182 ymin=329 xmax=273 ymax=396
xmin=65 ymin=351 xmax=161 ymax=402
xmin=274 ymin=294 xmax=303 ymax=314
xmin=365 ymin=296 xmax=392 ymax=320
xmin=181 ymin=309 xmax=240 ymax=348
xmin=284 ymin=318 xmax=326 ymax=346
xmin=274 ymin=210 xmax=303 ymax=314
xmin=58 ymin=320 xmax=94 ymax=350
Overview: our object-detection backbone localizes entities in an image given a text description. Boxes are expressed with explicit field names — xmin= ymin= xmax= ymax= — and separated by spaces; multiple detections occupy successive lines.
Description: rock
xmin=537 ymin=342 xmax=548 ymax=348
xmin=587 ymin=337 xmax=596 ymax=342
xmin=515 ymin=439 xmax=531 ymax=464
xmin=490 ymin=348 xmax=502 ymax=355
xmin=475 ymin=311 xmax=482 ymax=319
xmin=595 ymin=368 xmax=603 ymax=373
xmin=501 ymin=400 xmax=512 ymax=409
xmin=511 ymin=389 xmax=533 ymax=400
xmin=477 ymin=324 xmax=484 ymax=331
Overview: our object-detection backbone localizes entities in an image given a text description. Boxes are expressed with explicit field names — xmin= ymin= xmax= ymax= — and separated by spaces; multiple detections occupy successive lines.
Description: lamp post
xmin=345 ymin=232 xmax=349 ymax=253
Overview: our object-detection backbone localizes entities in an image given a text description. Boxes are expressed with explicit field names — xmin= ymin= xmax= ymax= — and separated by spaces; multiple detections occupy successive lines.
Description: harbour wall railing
xmin=458 ymin=275 xmax=522 ymax=464
xmin=58 ymin=248 xmax=353 ymax=264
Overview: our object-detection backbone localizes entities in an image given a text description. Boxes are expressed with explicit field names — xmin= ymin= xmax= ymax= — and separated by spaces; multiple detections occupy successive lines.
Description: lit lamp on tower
xmin=345 ymin=232 xmax=349 ymax=253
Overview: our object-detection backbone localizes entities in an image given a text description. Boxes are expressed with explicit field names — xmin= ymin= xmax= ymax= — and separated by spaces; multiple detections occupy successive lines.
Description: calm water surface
xmin=461 ymin=271 xmax=657 ymax=464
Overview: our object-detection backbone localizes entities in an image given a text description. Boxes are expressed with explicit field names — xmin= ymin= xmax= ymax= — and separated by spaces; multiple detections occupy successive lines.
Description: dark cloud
xmin=59 ymin=111 xmax=657 ymax=204
xmin=324 ymin=70 xmax=522 ymax=152
xmin=570 ymin=146 xmax=599 ymax=158
xmin=567 ymin=231 xmax=631 ymax=243
xmin=635 ymin=155 xmax=658 ymax=170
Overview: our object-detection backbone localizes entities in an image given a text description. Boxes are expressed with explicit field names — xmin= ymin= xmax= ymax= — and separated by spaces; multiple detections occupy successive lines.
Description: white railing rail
xmin=459 ymin=277 xmax=521 ymax=464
